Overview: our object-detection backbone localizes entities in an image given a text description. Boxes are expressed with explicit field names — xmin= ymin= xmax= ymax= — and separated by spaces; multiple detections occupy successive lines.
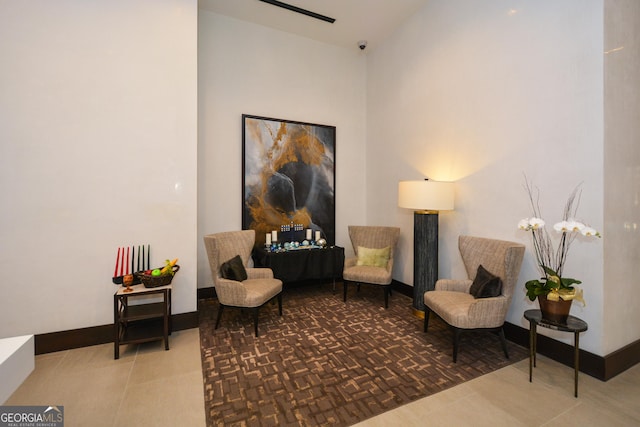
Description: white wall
xmin=367 ymin=1 xmax=607 ymax=354
xmin=603 ymin=0 xmax=640 ymax=354
xmin=0 ymin=0 xmax=198 ymax=337
xmin=197 ymin=11 xmax=367 ymax=287
xmin=2 ymin=0 xmax=633 ymax=359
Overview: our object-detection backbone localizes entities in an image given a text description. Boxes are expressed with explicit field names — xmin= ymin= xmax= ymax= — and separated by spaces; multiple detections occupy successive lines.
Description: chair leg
xmin=453 ymin=328 xmax=461 ymax=363
xmin=215 ymin=304 xmax=224 ymax=330
xmin=423 ymin=307 xmax=431 ymax=332
xmin=343 ymin=281 xmax=348 ymax=302
xmin=253 ymin=307 xmax=259 ymax=337
xmin=498 ymin=327 xmax=509 ymax=359
xmin=277 ymin=293 xmax=283 ymax=316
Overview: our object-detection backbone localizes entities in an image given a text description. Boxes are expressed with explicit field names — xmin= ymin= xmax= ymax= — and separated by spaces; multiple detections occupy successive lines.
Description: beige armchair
xmin=343 ymin=226 xmax=400 ymax=308
xmin=423 ymin=235 xmax=525 ymax=362
xmin=203 ymin=230 xmax=283 ymax=337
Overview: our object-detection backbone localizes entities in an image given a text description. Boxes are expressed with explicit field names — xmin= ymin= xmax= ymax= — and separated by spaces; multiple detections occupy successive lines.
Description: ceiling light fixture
xmin=258 ymin=0 xmax=336 ymax=24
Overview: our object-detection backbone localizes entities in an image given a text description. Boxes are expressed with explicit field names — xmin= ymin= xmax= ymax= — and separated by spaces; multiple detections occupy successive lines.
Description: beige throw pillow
xmin=356 ymin=246 xmax=390 ymax=268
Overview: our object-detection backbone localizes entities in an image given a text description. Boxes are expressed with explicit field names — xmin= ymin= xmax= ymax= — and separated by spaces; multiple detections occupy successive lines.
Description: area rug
xmin=199 ymin=283 xmax=527 ymax=426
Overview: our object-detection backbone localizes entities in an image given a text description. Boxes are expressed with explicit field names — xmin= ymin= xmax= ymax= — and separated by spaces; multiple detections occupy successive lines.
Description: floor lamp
xmin=398 ymin=180 xmax=454 ymax=317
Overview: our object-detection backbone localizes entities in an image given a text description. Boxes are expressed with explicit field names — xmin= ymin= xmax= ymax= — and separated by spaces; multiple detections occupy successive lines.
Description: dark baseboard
xmin=35 ymin=284 xmax=639 ymax=381
xmin=198 ymin=286 xmax=217 ymax=300
xmin=392 ymin=279 xmax=413 ymax=298
xmin=603 ymin=338 xmax=640 ymax=379
xmin=35 ymin=311 xmax=199 ymax=355
xmin=35 ymin=324 xmax=113 ymax=355
xmin=172 ymin=311 xmax=200 ymax=331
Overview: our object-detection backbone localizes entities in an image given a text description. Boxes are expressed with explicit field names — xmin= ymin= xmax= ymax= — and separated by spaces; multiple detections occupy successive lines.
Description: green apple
xmin=151 ymin=269 xmax=161 ymax=277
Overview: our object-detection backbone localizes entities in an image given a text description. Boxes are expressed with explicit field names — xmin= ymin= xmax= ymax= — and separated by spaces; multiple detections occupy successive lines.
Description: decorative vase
xmin=538 ymin=294 xmax=572 ymax=323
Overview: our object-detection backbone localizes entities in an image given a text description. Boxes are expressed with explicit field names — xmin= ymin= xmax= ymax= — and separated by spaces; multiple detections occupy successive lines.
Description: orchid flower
xmin=518 ymin=180 xmax=602 ymax=304
xmin=581 ymin=226 xmax=601 ymax=237
xmin=528 ymin=217 xmax=545 ymax=230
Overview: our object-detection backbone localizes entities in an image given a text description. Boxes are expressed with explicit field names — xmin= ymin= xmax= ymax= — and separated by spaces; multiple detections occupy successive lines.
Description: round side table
xmin=524 ymin=309 xmax=588 ymax=397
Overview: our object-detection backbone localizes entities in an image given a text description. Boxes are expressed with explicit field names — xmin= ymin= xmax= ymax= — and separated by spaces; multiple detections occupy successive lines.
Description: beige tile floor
xmin=6 ymin=327 xmax=640 ymax=426
xmin=6 ymin=328 xmax=205 ymax=427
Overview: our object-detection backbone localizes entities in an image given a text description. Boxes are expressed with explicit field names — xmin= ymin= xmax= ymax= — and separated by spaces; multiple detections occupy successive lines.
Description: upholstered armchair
xmin=343 ymin=226 xmax=400 ymax=308
xmin=423 ymin=235 xmax=525 ymax=362
xmin=203 ymin=230 xmax=283 ymax=337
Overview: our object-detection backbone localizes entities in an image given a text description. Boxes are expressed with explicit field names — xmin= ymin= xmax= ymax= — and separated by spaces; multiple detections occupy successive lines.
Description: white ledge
xmin=0 ymin=335 xmax=35 ymax=404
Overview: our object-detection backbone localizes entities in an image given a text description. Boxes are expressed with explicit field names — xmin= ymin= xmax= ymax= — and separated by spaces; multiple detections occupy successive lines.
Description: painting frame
xmin=242 ymin=114 xmax=336 ymax=247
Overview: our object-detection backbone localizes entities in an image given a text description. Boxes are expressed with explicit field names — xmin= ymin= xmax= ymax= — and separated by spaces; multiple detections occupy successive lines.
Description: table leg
xmin=533 ymin=323 xmax=537 ymax=367
xmin=114 ymin=295 xmax=119 ymax=360
xmin=574 ymin=331 xmax=580 ymax=398
xmin=168 ymin=289 xmax=172 ymax=335
xmin=529 ymin=321 xmax=535 ymax=382
xmin=164 ymin=289 xmax=170 ymax=350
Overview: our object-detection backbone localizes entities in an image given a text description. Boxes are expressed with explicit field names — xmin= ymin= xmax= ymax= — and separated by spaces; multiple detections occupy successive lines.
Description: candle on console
xmin=119 ymin=247 xmax=124 ymax=276
xmin=137 ymin=245 xmax=140 ymax=272
xmin=266 ymin=233 xmax=272 ymax=245
xmin=147 ymin=244 xmax=150 ymax=270
xmin=306 ymin=229 xmax=312 ymax=240
xmin=271 ymin=230 xmax=278 ymax=242
xmin=315 ymin=230 xmax=321 ymax=241
xmin=126 ymin=246 xmax=130 ymax=275
xmin=114 ymin=247 xmax=121 ymax=277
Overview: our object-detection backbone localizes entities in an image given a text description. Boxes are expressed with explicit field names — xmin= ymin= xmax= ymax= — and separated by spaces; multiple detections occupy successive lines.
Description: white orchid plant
xmin=518 ymin=181 xmax=601 ymax=305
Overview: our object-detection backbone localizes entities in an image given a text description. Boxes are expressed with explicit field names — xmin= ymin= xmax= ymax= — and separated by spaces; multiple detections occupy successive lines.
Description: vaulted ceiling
xmin=198 ymin=0 xmax=429 ymax=50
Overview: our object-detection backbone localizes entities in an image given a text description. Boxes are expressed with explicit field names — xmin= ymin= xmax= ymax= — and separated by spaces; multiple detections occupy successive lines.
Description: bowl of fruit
xmin=135 ymin=259 xmax=179 ymax=288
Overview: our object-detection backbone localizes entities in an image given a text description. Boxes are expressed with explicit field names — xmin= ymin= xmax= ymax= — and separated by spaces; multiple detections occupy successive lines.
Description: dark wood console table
xmin=252 ymin=246 xmax=345 ymax=287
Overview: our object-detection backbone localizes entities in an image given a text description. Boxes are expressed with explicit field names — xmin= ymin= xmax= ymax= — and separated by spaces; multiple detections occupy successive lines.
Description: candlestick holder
xmin=122 ymin=274 xmax=134 ymax=292
xmin=280 ymin=222 xmax=304 ymax=243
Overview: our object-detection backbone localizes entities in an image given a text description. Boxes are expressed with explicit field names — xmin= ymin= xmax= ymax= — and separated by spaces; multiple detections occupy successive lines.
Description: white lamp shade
xmin=398 ymin=180 xmax=455 ymax=211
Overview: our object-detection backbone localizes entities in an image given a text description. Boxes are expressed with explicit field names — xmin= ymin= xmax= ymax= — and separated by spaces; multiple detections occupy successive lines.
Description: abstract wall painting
xmin=242 ymin=115 xmax=336 ymax=246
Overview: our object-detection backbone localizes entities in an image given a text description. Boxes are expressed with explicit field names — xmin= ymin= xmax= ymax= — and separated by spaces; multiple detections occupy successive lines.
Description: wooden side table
xmin=524 ymin=309 xmax=588 ymax=397
xmin=114 ymin=284 xmax=172 ymax=359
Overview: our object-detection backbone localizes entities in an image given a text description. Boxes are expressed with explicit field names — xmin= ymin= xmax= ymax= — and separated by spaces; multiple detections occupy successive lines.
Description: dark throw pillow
xmin=220 ymin=255 xmax=248 ymax=281
xmin=469 ymin=264 xmax=503 ymax=299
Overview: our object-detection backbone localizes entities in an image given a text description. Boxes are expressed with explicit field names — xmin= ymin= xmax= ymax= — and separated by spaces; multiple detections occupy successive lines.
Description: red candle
xmin=120 ymin=247 xmax=124 ymax=276
xmin=126 ymin=246 xmax=130 ymax=275
xmin=114 ymin=247 xmax=120 ymax=277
